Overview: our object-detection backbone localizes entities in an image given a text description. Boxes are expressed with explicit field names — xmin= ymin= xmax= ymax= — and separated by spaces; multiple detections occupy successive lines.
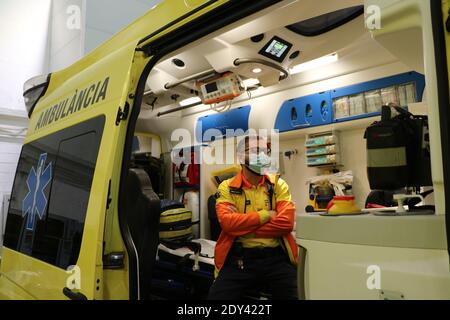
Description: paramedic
xmin=208 ymin=134 xmax=298 ymax=300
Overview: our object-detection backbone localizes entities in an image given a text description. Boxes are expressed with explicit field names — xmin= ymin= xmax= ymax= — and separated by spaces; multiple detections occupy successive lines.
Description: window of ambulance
xmin=4 ymin=116 xmax=105 ymax=269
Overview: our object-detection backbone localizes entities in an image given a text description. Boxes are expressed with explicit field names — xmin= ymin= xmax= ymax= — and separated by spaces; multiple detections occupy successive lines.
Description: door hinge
xmin=116 ymin=102 xmax=130 ymax=125
xmin=137 ymin=45 xmax=155 ymax=57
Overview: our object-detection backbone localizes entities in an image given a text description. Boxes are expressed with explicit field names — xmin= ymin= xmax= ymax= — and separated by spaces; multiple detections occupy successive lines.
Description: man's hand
xmin=268 ymin=210 xmax=277 ymax=219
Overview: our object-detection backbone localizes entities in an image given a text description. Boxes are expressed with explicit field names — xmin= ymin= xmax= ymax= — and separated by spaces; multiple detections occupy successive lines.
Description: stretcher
xmin=152 ymin=239 xmax=272 ymax=300
xmin=151 ymin=239 xmax=216 ymax=299
xmin=157 ymin=239 xmax=216 ymax=268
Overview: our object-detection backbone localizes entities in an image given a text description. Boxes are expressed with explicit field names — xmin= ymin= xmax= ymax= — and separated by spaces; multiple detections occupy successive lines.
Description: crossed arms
xmin=215 ymin=181 xmax=295 ymax=238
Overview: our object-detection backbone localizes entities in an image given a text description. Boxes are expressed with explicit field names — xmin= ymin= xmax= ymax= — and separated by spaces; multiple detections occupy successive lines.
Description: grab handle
xmin=297 ymin=245 xmax=307 ymax=300
xmin=63 ymin=287 xmax=88 ymax=301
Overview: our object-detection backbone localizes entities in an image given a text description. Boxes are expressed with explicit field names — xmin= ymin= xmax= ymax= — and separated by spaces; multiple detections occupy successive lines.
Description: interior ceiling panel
xmin=143 ymin=0 xmax=400 ymax=112
xmin=156 ymin=39 xmax=226 ymax=79
xmin=152 ymin=1 xmax=368 ymax=82
xmin=218 ymin=0 xmax=364 ymax=44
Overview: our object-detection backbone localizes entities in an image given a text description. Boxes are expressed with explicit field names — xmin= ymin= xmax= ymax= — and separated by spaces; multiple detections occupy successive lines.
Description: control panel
xmin=197 ymin=72 xmax=243 ymax=105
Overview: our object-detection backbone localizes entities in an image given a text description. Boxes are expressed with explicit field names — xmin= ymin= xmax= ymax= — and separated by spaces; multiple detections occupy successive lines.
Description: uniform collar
xmin=229 ymin=170 xmax=277 ymax=190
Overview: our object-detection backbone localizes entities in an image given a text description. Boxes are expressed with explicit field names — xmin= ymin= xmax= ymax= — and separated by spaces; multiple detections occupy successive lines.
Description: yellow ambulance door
xmin=0 ymin=41 xmax=140 ymax=300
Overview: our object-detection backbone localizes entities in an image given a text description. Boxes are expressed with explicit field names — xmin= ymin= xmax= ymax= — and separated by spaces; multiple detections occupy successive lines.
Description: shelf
xmin=307 ymin=163 xmax=339 ymax=168
xmin=306 ymin=152 xmax=336 ymax=157
xmin=280 ymin=115 xmax=380 ymax=141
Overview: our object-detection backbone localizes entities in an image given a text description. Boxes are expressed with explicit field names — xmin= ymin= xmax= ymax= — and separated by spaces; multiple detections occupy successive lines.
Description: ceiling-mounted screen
xmin=258 ymin=36 xmax=292 ymax=63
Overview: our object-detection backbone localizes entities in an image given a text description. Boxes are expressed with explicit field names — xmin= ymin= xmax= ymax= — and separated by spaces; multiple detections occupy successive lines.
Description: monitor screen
xmin=259 ymin=36 xmax=293 ymax=63
xmin=205 ymin=82 xmax=218 ymax=94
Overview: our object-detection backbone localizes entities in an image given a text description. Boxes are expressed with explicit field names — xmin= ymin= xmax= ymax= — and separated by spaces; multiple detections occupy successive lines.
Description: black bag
xmin=364 ymin=105 xmax=431 ymax=190
xmin=365 ymin=190 xmax=396 ymax=207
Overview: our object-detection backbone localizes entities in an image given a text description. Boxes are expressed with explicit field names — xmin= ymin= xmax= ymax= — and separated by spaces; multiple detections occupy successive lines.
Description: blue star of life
xmin=22 ymin=153 xmax=52 ymax=231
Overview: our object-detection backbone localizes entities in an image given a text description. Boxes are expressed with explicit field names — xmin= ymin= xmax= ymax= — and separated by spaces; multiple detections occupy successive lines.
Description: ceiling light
xmin=252 ymin=68 xmax=262 ymax=74
xmin=172 ymin=58 xmax=186 ymax=69
xmin=250 ymin=34 xmax=265 ymax=43
xmin=290 ymin=53 xmax=338 ymax=75
xmin=179 ymin=96 xmax=202 ymax=106
xmin=243 ymin=78 xmax=260 ymax=87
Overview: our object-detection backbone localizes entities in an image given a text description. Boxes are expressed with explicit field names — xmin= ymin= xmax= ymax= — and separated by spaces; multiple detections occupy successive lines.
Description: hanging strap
xmin=229 ymin=179 xmax=275 ymax=212
xmin=265 ymin=181 xmax=274 ymax=211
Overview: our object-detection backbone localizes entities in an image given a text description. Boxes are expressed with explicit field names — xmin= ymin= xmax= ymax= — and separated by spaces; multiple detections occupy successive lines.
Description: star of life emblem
xmin=22 ymin=153 xmax=52 ymax=231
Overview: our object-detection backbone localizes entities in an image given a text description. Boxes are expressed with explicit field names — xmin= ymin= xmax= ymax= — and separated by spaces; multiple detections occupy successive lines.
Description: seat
xmin=132 ymin=152 xmax=165 ymax=198
xmin=125 ymin=168 xmax=161 ymax=300
xmin=207 ymin=194 xmax=221 ymax=241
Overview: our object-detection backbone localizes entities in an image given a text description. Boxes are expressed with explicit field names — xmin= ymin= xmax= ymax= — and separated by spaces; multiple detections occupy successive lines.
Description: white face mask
xmin=246 ymin=152 xmax=271 ymax=176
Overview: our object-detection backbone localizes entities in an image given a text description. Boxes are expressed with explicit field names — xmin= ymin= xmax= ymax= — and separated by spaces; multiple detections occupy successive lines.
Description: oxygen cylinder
xmin=182 ymin=191 xmax=200 ymax=238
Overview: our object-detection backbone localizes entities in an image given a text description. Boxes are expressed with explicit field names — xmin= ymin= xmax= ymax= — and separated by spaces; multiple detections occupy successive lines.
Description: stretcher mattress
xmin=157 ymin=238 xmax=216 ymax=266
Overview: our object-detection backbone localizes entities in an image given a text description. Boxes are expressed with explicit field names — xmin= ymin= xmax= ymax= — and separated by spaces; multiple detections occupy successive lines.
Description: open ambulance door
xmin=118 ymin=0 xmax=283 ymax=300
xmin=0 ymin=39 xmax=142 ymax=299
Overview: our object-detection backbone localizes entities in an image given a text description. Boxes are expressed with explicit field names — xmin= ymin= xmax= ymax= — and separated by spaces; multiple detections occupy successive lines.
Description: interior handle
xmin=293 ymin=123 xmax=311 ymax=129
xmin=63 ymin=287 xmax=88 ymax=301
xmin=297 ymin=245 xmax=307 ymax=300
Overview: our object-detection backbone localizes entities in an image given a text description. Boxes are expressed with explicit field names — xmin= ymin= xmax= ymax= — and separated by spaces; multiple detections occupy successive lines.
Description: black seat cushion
xmin=126 ymin=168 xmax=161 ymax=300
xmin=207 ymin=195 xmax=221 ymax=241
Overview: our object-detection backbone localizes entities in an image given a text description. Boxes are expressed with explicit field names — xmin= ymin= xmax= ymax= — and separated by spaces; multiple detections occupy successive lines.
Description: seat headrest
xmin=127 ymin=169 xmax=154 ymax=195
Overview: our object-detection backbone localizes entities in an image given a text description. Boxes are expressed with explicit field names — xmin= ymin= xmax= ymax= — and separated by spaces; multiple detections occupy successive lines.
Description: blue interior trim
xmin=196 ymin=105 xmax=251 ymax=142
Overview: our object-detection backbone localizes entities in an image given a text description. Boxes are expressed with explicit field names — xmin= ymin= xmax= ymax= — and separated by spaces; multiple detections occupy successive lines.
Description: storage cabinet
xmin=305 ymin=131 xmax=340 ymax=168
xmin=275 ymin=72 xmax=425 ymax=133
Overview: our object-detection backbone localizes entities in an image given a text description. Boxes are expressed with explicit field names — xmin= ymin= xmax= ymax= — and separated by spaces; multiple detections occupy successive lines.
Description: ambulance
xmin=1 ymin=0 xmax=450 ymax=300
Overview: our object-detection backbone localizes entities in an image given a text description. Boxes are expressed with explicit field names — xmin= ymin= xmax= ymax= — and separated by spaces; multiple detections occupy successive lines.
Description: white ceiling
xmin=141 ymin=0 xmax=398 ymax=115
